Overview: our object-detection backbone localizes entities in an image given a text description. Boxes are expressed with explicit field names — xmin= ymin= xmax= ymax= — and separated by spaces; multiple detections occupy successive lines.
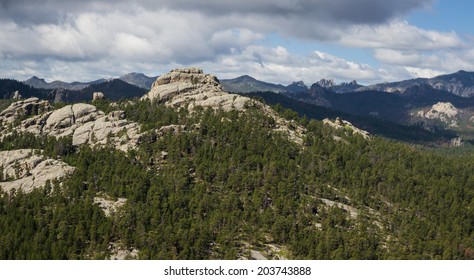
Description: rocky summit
xmin=142 ymin=68 xmax=250 ymax=111
xmin=143 ymin=68 xmax=306 ymax=144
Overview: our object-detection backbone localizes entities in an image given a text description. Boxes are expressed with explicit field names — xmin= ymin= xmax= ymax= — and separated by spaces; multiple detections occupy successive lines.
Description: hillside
xmin=1 ymin=68 xmax=474 ymax=260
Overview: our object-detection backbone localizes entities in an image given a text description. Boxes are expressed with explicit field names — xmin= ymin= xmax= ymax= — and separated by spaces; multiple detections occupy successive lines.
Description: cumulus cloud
xmin=0 ymin=0 xmax=473 ymax=84
xmin=340 ymin=19 xmax=463 ymax=50
xmin=204 ymin=46 xmax=391 ymax=85
xmin=0 ymin=0 xmax=432 ymax=26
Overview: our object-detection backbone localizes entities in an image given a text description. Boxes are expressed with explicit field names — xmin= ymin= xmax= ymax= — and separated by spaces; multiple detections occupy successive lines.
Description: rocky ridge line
xmin=0 ymin=98 xmax=142 ymax=151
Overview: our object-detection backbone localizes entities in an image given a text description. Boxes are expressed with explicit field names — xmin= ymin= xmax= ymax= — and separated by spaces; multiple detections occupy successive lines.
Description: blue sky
xmin=408 ymin=1 xmax=473 ymax=33
xmin=0 ymin=0 xmax=472 ymax=85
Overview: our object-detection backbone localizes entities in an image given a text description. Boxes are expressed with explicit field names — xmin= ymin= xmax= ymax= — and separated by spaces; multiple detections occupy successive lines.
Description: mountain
xmin=119 ymin=72 xmax=158 ymax=89
xmin=2 ymin=68 xmax=474 ymax=260
xmin=80 ymin=79 xmax=147 ymax=101
xmin=358 ymin=70 xmax=474 ymax=97
xmin=286 ymin=81 xmax=308 ymax=93
xmin=221 ymin=75 xmax=288 ymax=93
xmin=240 ymin=91 xmax=457 ymax=143
xmin=0 ymin=78 xmax=53 ymax=100
xmin=218 ymin=72 xmax=474 ymax=139
xmin=23 ymin=76 xmax=106 ymax=91
xmin=2 ymin=78 xmax=147 ymax=103
xmin=50 ymin=79 xmax=147 ymax=103
xmin=330 ymin=80 xmax=363 ymax=93
xmin=277 ymin=82 xmax=474 ymax=137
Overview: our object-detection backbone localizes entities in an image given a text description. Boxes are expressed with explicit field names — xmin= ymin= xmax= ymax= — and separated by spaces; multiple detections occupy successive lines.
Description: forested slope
xmin=1 ymin=99 xmax=474 ymax=259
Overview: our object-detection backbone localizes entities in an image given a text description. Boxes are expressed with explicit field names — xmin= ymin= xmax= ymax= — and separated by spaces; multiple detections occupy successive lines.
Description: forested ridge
xmin=1 ymin=99 xmax=474 ymax=259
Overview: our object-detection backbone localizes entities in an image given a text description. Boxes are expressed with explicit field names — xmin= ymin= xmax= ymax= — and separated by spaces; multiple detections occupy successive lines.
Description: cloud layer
xmin=0 ymin=0 xmax=472 ymax=84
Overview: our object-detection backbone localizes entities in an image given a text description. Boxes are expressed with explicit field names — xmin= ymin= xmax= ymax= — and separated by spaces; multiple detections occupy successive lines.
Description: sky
xmin=0 ymin=0 xmax=473 ymax=85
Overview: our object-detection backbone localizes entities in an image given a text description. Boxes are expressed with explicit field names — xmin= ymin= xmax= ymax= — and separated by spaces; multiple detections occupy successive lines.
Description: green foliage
xmin=1 ymin=100 xmax=474 ymax=260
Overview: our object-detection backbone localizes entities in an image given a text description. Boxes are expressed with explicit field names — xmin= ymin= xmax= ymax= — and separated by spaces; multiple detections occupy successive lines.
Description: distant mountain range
xmin=118 ymin=73 xmax=158 ymax=90
xmin=23 ymin=76 xmax=107 ymax=91
xmin=360 ymin=70 xmax=474 ymax=97
xmin=223 ymin=71 xmax=474 ymax=140
xmin=0 ymin=72 xmax=156 ymax=103
xmin=2 ymin=70 xmax=474 ymax=140
xmin=23 ymin=73 xmax=158 ymax=91
xmin=222 ymin=70 xmax=474 ymax=98
xmin=1 ymin=78 xmax=147 ymax=103
xmin=220 ymin=75 xmax=290 ymax=93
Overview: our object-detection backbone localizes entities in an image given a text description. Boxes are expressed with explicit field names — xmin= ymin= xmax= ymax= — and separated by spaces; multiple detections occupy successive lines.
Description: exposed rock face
xmin=142 ymin=68 xmax=250 ymax=111
xmin=0 ymin=99 xmax=142 ymax=151
xmin=93 ymin=92 xmax=105 ymax=100
xmin=417 ymin=102 xmax=459 ymax=127
xmin=450 ymin=137 xmax=463 ymax=147
xmin=109 ymin=242 xmax=139 ymax=260
xmin=143 ymin=68 xmax=306 ymax=145
xmin=12 ymin=90 xmax=22 ymax=99
xmin=94 ymin=196 xmax=127 ymax=217
xmin=0 ymin=97 xmax=51 ymax=125
xmin=0 ymin=149 xmax=75 ymax=193
xmin=317 ymin=78 xmax=336 ymax=89
xmin=323 ymin=117 xmax=370 ymax=139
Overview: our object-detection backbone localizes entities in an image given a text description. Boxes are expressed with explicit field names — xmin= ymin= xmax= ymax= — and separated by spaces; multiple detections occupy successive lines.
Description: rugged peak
xmin=317 ymin=79 xmax=336 ymax=88
xmin=28 ymin=76 xmax=45 ymax=82
xmin=290 ymin=81 xmax=306 ymax=87
xmin=150 ymin=67 xmax=220 ymax=89
xmin=142 ymin=68 xmax=306 ymax=144
xmin=142 ymin=68 xmax=245 ymax=111
xmin=347 ymin=80 xmax=359 ymax=86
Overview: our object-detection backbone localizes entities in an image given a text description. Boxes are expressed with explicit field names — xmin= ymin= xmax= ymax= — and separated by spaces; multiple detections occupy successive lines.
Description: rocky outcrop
xmin=108 ymin=242 xmax=139 ymax=260
xmin=92 ymin=92 xmax=105 ymax=100
xmin=143 ymin=68 xmax=306 ymax=145
xmin=317 ymin=79 xmax=336 ymax=89
xmin=0 ymin=97 xmax=51 ymax=125
xmin=0 ymin=99 xmax=142 ymax=151
xmin=0 ymin=149 xmax=75 ymax=193
xmin=142 ymin=68 xmax=250 ymax=111
xmin=450 ymin=137 xmax=463 ymax=147
xmin=12 ymin=90 xmax=22 ymax=99
xmin=94 ymin=196 xmax=127 ymax=217
xmin=417 ymin=102 xmax=459 ymax=127
xmin=323 ymin=117 xmax=370 ymax=139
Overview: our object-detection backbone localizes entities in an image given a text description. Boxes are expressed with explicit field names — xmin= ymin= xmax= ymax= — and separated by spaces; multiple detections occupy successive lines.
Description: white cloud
xmin=339 ymin=19 xmax=463 ymax=50
xmin=203 ymin=46 xmax=389 ymax=85
xmin=404 ymin=67 xmax=445 ymax=78
xmin=0 ymin=0 xmax=473 ymax=85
